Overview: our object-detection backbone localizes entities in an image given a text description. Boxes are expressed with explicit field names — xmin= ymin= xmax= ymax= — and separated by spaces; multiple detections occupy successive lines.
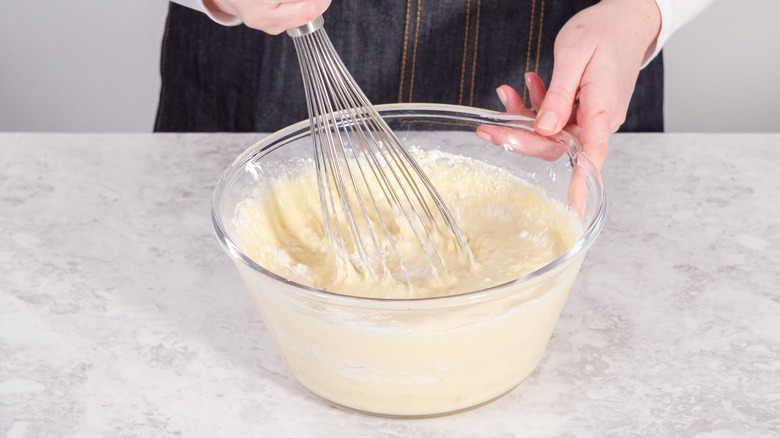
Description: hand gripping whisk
xmin=287 ymin=16 xmax=472 ymax=280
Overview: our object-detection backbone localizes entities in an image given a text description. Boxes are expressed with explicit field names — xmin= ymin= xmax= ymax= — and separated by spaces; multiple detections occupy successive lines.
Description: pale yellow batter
xmin=233 ymin=149 xmax=578 ymax=299
xmin=229 ymin=148 xmax=586 ymax=416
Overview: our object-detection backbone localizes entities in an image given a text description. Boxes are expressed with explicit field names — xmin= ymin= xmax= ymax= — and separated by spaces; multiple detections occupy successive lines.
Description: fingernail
xmin=496 ymin=87 xmax=507 ymax=107
xmin=524 ymin=72 xmax=532 ymax=85
xmin=536 ymin=111 xmax=558 ymax=131
xmin=476 ymin=130 xmax=493 ymax=143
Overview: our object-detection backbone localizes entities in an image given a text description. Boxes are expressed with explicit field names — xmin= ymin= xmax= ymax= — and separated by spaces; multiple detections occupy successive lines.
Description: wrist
xmin=202 ymin=0 xmax=240 ymax=24
xmin=600 ymin=0 xmax=662 ymax=64
xmin=638 ymin=0 xmax=663 ymax=63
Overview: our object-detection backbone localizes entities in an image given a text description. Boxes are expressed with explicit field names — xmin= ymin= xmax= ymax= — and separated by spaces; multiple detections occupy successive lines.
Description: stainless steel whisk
xmin=287 ymin=16 xmax=471 ymax=280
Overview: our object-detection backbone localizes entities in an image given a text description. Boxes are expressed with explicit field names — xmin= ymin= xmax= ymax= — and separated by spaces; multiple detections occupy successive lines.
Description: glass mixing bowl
xmin=211 ymin=103 xmax=606 ymax=417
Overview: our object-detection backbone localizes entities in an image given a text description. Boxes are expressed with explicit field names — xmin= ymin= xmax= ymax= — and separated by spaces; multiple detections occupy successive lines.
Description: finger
xmin=534 ymin=44 xmax=593 ymax=136
xmin=568 ymin=162 xmax=588 ymax=217
xmin=576 ymin=100 xmax=610 ymax=171
xmin=475 ymin=125 xmax=570 ymax=162
xmin=524 ymin=72 xmax=547 ymax=112
xmin=242 ymin=0 xmax=330 ymax=34
xmin=495 ymin=85 xmax=535 ymax=117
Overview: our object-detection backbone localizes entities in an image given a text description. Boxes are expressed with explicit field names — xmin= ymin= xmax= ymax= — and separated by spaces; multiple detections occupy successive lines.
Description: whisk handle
xmin=286 ymin=16 xmax=324 ymax=38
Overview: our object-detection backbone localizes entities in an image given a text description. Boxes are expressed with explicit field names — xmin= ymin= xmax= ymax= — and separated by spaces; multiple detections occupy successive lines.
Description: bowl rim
xmin=211 ymin=102 xmax=606 ymax=307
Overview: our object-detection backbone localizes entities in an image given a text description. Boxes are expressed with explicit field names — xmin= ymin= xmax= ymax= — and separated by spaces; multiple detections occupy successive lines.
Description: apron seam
xmin=408 ymin=0 xmax=424 ymax=102
xmin=458 ymin=0 xmax=472 ymax=106
xmin=469 ymin=0 xmax=482 ymax=107
xmin=523 ymin=0 xmax=537 ymax=104
xmin=534 ymin=0 xmax=546 ymax=75
xmin=398 ymin=0 xmax=412 ymax=103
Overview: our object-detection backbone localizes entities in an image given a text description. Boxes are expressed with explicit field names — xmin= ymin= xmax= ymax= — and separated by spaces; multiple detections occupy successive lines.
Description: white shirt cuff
xmin=645 ymin=0 xmax=715 ymax=66
xmin=169 ymin=0 xmax=242 ymax=26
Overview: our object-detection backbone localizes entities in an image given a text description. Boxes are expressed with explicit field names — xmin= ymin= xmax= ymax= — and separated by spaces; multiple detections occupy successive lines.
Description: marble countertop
xmin=1 ymin=132 xmax=778 ymax=437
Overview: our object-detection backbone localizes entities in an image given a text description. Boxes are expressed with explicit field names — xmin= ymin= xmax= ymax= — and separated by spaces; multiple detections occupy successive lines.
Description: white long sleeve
xmin=168 ymin=0 xmax=715 ymax=59
xmin=649 ymin=0 xmax=715 ymax=60
xmin=169 ymin=0 xmax=241 ymax=26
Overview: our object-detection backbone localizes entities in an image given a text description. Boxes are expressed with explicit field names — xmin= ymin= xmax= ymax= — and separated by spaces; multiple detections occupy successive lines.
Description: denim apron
xmin=155 ymin=1 xmax=663 ymax=133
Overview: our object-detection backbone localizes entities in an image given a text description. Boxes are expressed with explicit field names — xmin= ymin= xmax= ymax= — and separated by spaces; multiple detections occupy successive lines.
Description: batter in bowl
xmin=223 ymin=146 xmax=592 ymax=416
xmin=233 ymin=149 xmax=579 ymax=299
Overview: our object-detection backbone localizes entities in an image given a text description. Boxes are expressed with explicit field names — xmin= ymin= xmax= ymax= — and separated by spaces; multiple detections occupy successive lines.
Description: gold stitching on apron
xmin=469 ymin=0 xmax=482 ymax=107
xmin=154 ymin=3 xmax=173 ymax=130
xmin=398 ymin=0 xmax=412 ymax=103
xmin=408 ymin=0 xmax=424 ymax=102
xmin=459 ymin=0 xmax=472 ymax=106
xmin=523 ymin=0 xmax=537 ymax=104
xmin=534 ymin=0 xmax=545 ymax=75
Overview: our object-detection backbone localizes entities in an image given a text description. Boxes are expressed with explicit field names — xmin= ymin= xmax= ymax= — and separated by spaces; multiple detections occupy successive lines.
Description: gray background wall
xmin=1 ymin=0 xmax=778 ymax=133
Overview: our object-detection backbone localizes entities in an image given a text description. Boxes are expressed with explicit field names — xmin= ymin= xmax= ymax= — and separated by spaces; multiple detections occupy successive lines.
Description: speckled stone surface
xmin=1 ymin=133 xmax=778 ymax=437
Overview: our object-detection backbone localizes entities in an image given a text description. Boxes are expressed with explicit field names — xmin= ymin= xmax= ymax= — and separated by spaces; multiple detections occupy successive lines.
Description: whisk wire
xmin=324 ymin=68 xmax=416 ymax=275
xmin=309 ymin=32 xmax=450 ymax=270
xmin=301 ymin=39 xmax=370 ymax=270
xmin=319 ymin=43 xmax=447 ymax=275
xmin=297 ymin=30 xmax=396 ymax=276
xmin=289 ymin=17 xmax=473 ymax=280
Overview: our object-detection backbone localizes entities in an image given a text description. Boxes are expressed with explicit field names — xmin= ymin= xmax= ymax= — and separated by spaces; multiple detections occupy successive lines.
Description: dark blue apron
xmin=155 ymin=1 xmax=663 ymax=133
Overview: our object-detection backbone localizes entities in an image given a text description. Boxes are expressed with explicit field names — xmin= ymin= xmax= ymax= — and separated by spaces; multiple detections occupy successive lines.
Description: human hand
xmin=476 ymin=77 xmax=593 ymax=215
xmin=476 ymin=74 xmax=574 ymax=163
xmin=203 ymin=0 xmax=332 ymax=34
xmin=531 ymin=0 xmax=661 ymax=170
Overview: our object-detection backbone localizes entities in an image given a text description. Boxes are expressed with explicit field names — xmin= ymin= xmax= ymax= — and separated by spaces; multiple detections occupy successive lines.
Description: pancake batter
xmin=233 ymin=149 xmax=578 ymax=299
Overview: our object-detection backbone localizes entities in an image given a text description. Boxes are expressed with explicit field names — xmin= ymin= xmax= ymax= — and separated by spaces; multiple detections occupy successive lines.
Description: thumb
xmin=535 ymin=79 xmax=579 ymax=136
xmin=534 ymin=50 xmax=591 ymax=136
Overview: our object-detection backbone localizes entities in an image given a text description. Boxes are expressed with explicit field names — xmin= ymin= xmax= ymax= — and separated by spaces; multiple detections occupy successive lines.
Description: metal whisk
xmin=287 ymin=16 xmax=471 ymax=280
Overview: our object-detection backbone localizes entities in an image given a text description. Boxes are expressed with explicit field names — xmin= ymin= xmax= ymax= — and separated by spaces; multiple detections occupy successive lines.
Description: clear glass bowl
xmin=211 ymin=103 xmax=606 ymax=417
